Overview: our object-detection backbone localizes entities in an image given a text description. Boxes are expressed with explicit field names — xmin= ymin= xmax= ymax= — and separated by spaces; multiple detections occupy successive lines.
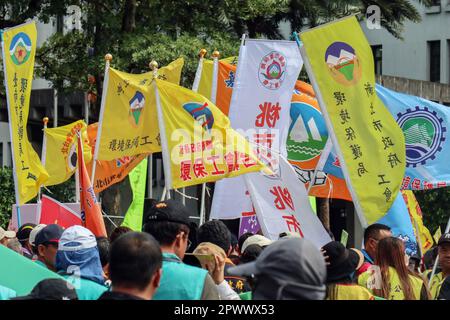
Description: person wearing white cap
xmin=55 ymin=225 xmax=108 ymax=300
xmin=29 ymin=224 xmax=46 ymax=260
xmin=0 ymin=226 xmax=16 ymax=247
xmin=240 ymin=235 xmax=273 ymax=253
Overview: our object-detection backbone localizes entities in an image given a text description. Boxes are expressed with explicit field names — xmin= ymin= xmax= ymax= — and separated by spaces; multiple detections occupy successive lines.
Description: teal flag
xmin=0 ymin=245 xmax=65 ymax=296
xmin=122 ymin=157 xmax=148 ymax=231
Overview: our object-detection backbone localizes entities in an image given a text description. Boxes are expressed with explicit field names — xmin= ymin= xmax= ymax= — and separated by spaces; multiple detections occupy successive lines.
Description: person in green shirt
xmin=0 ymin=284 xmax=16 ymax=300
xmin=143 ymin=199 xmax=219 ymax=300
xmin=55 ymin=225 xmax=107 ymax=300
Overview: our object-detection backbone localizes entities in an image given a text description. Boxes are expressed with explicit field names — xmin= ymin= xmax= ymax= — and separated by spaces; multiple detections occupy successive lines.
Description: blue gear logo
xmin=396 ymin=106 xmax=446 ymax=167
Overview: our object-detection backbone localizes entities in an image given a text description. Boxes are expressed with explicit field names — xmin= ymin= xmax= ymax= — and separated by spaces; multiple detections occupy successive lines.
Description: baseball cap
xmin=144 ymin=199 xmax=191 ymax=227
xmin=11 ymin=278 xmax=78 ymax=300
xmin=16 ymin=223 xmax=36 ymax=243
xmin=241 ymin=235 xmax=273 ymax=253
xmin=0 ymin=226 xmax=16 ymax=241
xmin=35 ymin=224 xmax=64 ymax=247
xmin=228 ymin=238 xmax=326 ymax=300
xmin=438 ymin=233 xmax=450 ymax=246
xmin=29 ymin=224 xmax=47 ymax=247
xmin=58 ymin=225 xmax=97 ymax=252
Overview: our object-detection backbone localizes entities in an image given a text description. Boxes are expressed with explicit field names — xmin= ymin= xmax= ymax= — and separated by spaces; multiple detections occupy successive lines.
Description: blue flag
xmin=376 ymin=84 xmax=449 ymax=190
xmin=376 ymin=192 xmax=418 ymax=256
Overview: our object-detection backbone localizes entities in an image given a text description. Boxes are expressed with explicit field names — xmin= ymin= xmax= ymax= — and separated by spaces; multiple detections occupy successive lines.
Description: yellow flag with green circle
xmin=154 ymin=78 xmax=267 ymax=189
xmin=1 ymin=21 xmax=49 ymax=204
xmin=44 ymin=120 xmax=92 ymax=186
xmin=300 ymin=16 xmax=406 ymax=226
xmin=96 ymin=58 xmax=183 ymax=161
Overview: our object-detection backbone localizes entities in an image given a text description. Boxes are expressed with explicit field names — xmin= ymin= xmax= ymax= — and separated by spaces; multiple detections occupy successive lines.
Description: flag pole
xmin=147 ymin=60 xmax=161 ymax=201
xmin=1 ymin=29 xmax=22 ymax=228
xmin=428 ymin=217 xmax=450 ymax=289
xmin=91 ymin=54 xmax=112 ymax=187
xmin=37 ymin=117 xmax=49 ymax=202
xmin=199 ymin=49 xmax=220 ymax=225
xmin=188 ymin=48 xmax=207 ymax=208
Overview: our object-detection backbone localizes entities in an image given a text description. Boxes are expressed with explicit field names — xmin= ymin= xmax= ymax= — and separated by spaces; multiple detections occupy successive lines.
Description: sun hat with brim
xmin=0 ymin=227 xmax=16 ymax=241
xmin=193 ymin=242 xmax=226 ymax=258
xmin=58 ymin=225 xmax=97 ymax=252
xmin=322 ymin=241 xmax=364 ymax=283
xmin=241 ymin=235 xmax=273 ymax=253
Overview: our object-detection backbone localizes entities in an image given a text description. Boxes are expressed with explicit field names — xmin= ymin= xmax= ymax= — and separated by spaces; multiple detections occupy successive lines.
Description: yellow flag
xmin=401 ymin=190 xmax=433 ymax=254
xmin=434 ymin=227 xmax=442 ymax=245
xmin=154 ymin=78 xmax=265 ymax=189
xmin=43 ymin=120 xmax=92 ymax=186
xmin=197 ymin=58 xmax=213 ymax=97
xmin=96 ymin=58 xmax=184 ymax=161
xmin=1 ymin=21 xmax=48 ymax=204
xmin=300 ymin=16 xmax=406 ymax=225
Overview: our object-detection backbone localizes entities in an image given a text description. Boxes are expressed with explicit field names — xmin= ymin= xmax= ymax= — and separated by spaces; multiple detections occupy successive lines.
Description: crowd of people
xmin=0 ymin=199 xmax=449 ymax=300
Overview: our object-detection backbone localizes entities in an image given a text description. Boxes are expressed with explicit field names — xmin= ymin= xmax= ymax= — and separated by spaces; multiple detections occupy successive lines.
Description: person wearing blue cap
xmin=55 ymin=225 xmax=108 ymax=300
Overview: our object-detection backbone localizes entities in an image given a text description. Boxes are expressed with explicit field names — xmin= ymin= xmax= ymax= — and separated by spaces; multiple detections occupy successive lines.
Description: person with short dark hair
xmin=143 ymin=200 xmax=219 ymax=300
xmin=34 ymin=224 xmax=64 ymax=271
xmin=109 ymin=226 xmax=132 ymax=243
xmin=358 ymin=223 xmax=392 ymax=275
xmin=16 ymin=223 xmax=36 ymax=259
xmin=98 ymin=232 xmax=162 ymax=300
xmin=197 ymin=220 xmax=250 ymax=294
xmin=96 ymin=236 xmax=110 ymax=282
xmin=240 ymin=244 xmax=263 ymax=264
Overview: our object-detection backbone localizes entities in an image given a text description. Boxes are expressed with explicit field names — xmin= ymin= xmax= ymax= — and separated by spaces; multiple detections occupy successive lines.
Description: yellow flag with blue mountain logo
xmin=96 ymin=58 xmax=184 ymax=161
xmin=1 ymin=21 xmax=49 ymax=204
xmin=43 ymin=120 xmax=92 ymax=186
xmin=300 ymin=16 xmax=406 ymax=225
xmin=154 ymin=78 xmax=266 ymax=189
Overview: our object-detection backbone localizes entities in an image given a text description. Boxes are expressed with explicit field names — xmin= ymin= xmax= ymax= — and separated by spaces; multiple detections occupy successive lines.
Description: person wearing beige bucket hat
xmin=0 ymin=226 xmax=16 ymax=246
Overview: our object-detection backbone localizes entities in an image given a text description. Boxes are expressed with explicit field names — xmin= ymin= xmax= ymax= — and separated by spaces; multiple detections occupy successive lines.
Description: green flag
xmin=122 ymin=157 xmax=148 ymax=231
xmin=0 ymin=244 xmax=66 ymax=296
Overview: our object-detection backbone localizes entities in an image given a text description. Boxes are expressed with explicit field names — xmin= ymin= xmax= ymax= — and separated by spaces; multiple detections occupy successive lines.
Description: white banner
xmin=211 ymin=37 xmax=303 ymax=219
xmin=244 ymin=156 xmax=331 ymax=248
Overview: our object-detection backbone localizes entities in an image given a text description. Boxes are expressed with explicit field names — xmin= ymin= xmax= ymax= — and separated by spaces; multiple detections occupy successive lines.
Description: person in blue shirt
xmin=55 ymin=225 xmax=108 ymax=300
xmin=143 ymin=199 xmax=219 ymax=300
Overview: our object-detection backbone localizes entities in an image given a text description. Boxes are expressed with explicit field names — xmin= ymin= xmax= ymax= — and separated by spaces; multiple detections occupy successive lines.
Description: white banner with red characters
xmin=244 ymin=156 xmax=331 ymax=247
xmin=211 ymin=38 xmax=303 ymax=219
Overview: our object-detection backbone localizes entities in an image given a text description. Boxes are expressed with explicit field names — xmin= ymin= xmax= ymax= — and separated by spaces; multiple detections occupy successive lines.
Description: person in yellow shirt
xmin=360 ymin=237 xmax=431 ymax=300
xmin=427 ymin=233 xmax=450 ymax=299
xmin=322 ymin=241 xmax=375 ymax=300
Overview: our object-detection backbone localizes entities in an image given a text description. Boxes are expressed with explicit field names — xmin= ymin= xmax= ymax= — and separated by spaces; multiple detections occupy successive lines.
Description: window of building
xmin=0 ymin=142 xmax=3 ymax=167
xmin=56 ymin=14 xmax=64 ymax=33
xmin=371 ymin=45 xmax=382 ymax=75
xmin=428 ymin=40 xmax=441 ymax=82
xmin=426 ymin=0 xmax=441 ymax=13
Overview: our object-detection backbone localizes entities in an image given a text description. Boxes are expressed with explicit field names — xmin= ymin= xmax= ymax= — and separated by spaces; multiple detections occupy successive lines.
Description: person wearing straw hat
xmin=0 ymin=226 xmax=16 ymax=247
xmin=322 ymin=241 xmax=375 ymax=300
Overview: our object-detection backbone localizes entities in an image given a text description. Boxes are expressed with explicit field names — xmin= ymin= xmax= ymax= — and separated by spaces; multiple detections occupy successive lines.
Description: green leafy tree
xmin=415 ymin=189 xmax=450 ymax=236
xmin=0 ymin=167 xmax=15 ymax=228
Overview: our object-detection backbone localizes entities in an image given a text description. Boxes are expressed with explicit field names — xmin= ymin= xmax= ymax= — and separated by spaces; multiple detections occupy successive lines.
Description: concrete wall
xmin=361 ymin=1 xmax=450 ymax=84
xmin=0 ymin=122 xmax=11 ymax=167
